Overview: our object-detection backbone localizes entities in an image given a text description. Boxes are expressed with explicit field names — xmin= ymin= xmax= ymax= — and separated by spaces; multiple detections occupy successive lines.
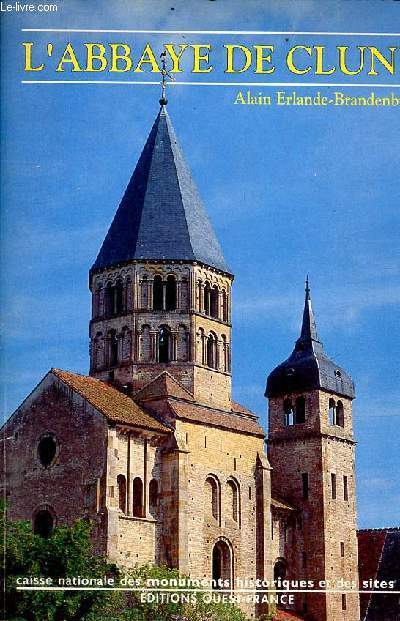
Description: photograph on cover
xmin=1 ymin=2 xmax=399 ymax=621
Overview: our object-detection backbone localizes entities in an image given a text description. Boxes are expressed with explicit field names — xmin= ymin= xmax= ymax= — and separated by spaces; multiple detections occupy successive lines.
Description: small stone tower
xmin=89 ymin=104 xmax=233 ymax=409
xmin=266 ymin=282 xmax=360 ymax=621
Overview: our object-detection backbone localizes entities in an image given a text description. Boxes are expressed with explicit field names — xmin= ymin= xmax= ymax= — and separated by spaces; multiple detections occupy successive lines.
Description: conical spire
xmin=266 ymin=280 xmax=355 ymax=399
xmin=295 ymin=277 xmax=322 ymax=353
xmin=92 ymin=106 xmax=229 ymax=274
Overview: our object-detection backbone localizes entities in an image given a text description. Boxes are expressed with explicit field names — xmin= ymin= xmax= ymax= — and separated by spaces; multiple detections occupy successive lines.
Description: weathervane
xmin=159 ymin=51 xmax=175 ymax=106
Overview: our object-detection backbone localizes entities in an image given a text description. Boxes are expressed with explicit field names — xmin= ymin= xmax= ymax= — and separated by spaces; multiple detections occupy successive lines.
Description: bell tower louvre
xmin=89 ymin=103 xmax=233 ymax=409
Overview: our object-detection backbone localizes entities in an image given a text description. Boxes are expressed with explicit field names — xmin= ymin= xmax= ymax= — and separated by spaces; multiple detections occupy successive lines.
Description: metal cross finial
xmin=159 ymin=51 xmax=175 ymax=106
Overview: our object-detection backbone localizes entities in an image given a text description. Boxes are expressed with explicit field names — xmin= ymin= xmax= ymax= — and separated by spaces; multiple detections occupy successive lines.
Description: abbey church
xmin=2 ymin=101 xmax=366 ymax=621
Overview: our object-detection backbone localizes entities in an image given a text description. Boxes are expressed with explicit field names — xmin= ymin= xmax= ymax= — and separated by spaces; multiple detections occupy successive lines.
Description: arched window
xmin=132 ymin=477 xmax=144 ymax=517
xmin=212 ymin=540 xmax=233 ymax=589
xmin=295 ymin=396 xmax=306 ymax=424
xmin=117 ymin=474 xmax=126 ymax=513
xmin=274 ymin=558 xmax=288 ymax=582
xmin=198 ymin=328 xmax=205 ymax=365
xmin=115 ymin=279 xmax=124 ymax=314
xmin=159 ymin=326 xmax=170 ymax=363
xmin=336 ymin=401 xmax=344 ymax=427
xmin=222 ymin=290 xmax=228 ymax=322
xmin=109 ymin=330 xmax=118 ymax=367
xmin=93 ymin=286 xmax=102 ymax=318
xmin=284 ymin=399 xmax=294 ymax=426
xmin=166 ymin=275 xmax=177 ymax=311
xmin=153 ymin=275 xmax=163 ymax=311
xmin=210 ymin=286 xmax=219 ymax=318
xmin=140 ymin=276 xmax=148 ymax=309
xmin=198 ymin=281 xmax=203 ymax=312
xmin=205 ymin=475 xmax=220 ymax=522
xmin=149 ymin=479 xmax=158 ymax=514
xmin=33 ymin=509 xmax=54 ymax=538
xmin=328 ymin=398 xmax=336 ymax=425
xmin=105 ymin=282 xmax=113 ymax=317
xmin=204 ymin=282 xmax=211 ymax=315
xmin=226 ymin=479 xmax=240 ymax=524
xmin=206 ymin=333 xmax=218 ymax=369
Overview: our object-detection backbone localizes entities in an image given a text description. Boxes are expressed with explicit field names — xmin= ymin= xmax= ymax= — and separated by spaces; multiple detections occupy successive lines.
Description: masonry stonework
xmin=1 ymin=105 xmax=363 ymax=621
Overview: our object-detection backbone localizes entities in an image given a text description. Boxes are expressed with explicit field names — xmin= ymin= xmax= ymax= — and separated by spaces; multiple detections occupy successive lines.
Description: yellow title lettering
xmin=164 ymin=44 xmax=188 ymax=73
xmin=286 ymin=46 xmax=312 ymax=75
xmin=255 ymin=45 xmax=275 ymax=74
xmin=109 ymin=44 xmax=133 ymax=72
xmin=224 ymin=45 xmax=252 ymax=74
xmin=56 ymin=43 xmax=83 ymax=72
xmin=337 ymin=46 xmax=365 ymax=76
xmin=85 ymin=43 xmax=108 ymax=72
xmin=192 ymin=44 xmax=213 ymax=73
xmin=315 ymin=46 xmax=335 ymax=75
xmin=23 ymin=42 xmax=45 ymax=72
xmin=368 ymin=46 xmax=396 ymax=76
xmin=134 ymin=43 xmax=160 ymax=73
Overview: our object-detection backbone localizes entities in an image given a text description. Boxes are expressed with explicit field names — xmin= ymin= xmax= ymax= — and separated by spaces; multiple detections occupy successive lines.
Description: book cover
xmin=1 ymin=2 xmax=399 ymax=621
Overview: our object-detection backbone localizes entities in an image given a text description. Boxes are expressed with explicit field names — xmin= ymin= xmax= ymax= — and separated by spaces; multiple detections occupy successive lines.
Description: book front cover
xmin=1 ymin=2 xmax=399 ymax=620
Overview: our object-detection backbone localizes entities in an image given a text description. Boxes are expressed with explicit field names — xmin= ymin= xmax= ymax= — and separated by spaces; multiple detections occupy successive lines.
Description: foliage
xmin=2 ymin=506 xmax=249 ymax=621
xmin=1 ymin=502 xmax=120 ymax=621
xmin=79 ymin=562 xmax=249 ymax=621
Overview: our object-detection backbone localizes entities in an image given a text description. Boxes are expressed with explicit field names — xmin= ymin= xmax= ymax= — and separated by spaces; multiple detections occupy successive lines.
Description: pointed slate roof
xmin=266 ymin=282 xmax=355 ymax=399
xmin=92 ymin=105 xmax=230 ymax=274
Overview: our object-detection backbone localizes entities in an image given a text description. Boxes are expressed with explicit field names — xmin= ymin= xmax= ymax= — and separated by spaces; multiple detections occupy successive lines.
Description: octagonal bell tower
xmin=89 ymin=103 xmax=233 ymax=410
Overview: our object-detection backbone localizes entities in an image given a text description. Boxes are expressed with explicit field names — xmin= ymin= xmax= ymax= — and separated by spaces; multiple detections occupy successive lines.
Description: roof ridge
xmin=134 ymin=370 xmax=195 ymax=402
xmin=163 ymin=110 xmax=194 ymax=262
xmin=358 ymin=527 xmax=400 ymax=532
xmin=51 ymin=369 xmax=170 ymax=433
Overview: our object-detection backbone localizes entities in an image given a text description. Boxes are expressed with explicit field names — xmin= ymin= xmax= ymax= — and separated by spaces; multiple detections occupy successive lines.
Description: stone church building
xmin=2 ymin=102 xmax=362 ymax=621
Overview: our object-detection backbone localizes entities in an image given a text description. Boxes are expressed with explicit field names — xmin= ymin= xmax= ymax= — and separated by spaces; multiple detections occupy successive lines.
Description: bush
xmin=2 ymin=505 xmax=249 ymax=621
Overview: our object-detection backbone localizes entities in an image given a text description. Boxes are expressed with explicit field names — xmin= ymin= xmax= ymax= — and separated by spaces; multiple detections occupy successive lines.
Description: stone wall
xmin=1 ymin=374 xmax=108 ymax=555
xmin=268 ymin=389 xmax=359 ymax=621
xmin=89 ymin=261 xmax=233 ymax=410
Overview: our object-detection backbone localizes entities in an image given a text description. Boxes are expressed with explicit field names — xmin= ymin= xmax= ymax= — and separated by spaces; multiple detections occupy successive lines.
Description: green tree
xmin=85 ymin=563 xmax=249 ymax=621
xmin=2 ymin=504 xmax=249 ymax=621
xmin=1 ymin=503 xmax=120 ymax=621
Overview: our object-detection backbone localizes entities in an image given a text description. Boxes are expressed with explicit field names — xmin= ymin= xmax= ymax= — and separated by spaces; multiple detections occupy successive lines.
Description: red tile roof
xmin=134 ymin=371 xmax=195 ymax=402
xmin=52 ymin=369 xmax=170 ymax=434
xmin=168 ymin=399 xmax=265 ymax=437
xmin=357 ymin=528 xmax=400 ymax=621
xmin=132 ymin=372 xmax=265 ymax=437
xmin=273 ymin=610 xmax=305 ymax=621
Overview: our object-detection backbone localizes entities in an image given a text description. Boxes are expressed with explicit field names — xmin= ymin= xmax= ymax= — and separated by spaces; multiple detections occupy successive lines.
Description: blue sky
xmin=1 ymin=0 xmax=399 ymax=528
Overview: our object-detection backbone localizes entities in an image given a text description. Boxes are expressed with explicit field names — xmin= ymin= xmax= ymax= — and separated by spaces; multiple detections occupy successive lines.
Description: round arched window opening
xmin=37 ymin=434 xmax=57 ymax=467
xmin=274 ymin=558 xmax=288 ymax=582
xmin=33 ymin=509 xmax=54 ymax=538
